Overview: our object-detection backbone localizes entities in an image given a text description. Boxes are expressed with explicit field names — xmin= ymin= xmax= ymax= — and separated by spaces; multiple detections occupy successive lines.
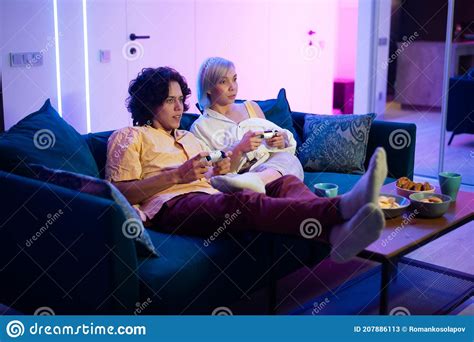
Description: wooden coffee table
xmin=359 ymin=182 xmax=474 ymax=314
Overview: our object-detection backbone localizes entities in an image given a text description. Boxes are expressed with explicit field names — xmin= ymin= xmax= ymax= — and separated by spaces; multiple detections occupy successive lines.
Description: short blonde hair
xmin=197 ymin=57 xmax=235 ymax=110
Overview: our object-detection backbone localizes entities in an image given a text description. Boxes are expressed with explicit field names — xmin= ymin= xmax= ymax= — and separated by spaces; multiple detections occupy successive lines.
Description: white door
xmin=124 ymin=0 xmax=338 ymax=116
xmin=125 ymin=0 xmax=197 ymax=110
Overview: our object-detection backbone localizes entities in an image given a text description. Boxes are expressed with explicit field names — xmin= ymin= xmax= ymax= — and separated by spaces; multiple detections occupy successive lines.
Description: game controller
xmin=204 ymin=150 xmax=226 ymax=163
xmin=261 ymin=130 xmax=278 ymax=139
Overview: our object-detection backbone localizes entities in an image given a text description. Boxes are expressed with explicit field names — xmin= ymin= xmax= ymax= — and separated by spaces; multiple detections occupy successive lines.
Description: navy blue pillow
xmin=251 ymin=89 xmax=302 ymax=147
xmin=179 ymin=112 xmax=200 ymax=131
xmin=28 ymin=163 xmax=159 ymax=258
xmin=299 ymin=113 xmax=376 ymax=174
xmin=0 ymin=99 xmax=99 ymax=177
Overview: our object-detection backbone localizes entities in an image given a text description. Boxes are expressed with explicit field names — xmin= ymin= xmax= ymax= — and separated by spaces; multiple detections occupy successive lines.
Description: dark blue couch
xmin=0 ymin=112 xmax=416 ymax=315
xmin=447 ymin=76 xmax=474 ymax=145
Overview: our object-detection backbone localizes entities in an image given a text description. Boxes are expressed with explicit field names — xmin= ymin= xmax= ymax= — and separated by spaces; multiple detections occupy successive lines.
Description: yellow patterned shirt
xmin=105 ymin=126 xmax=218 ymax=220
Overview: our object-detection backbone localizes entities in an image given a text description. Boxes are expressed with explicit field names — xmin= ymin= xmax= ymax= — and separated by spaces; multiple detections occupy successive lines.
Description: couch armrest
xmin=366 ymin=120 xmax=417 ymax=180
xmin=0 ymin=171 xmax=139 ymax=314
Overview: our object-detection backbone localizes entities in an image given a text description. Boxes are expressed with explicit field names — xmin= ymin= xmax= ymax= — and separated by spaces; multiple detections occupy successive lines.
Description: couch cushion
xmin=0 ymin=99 xmax=99 ymax=177
xmin=291 ymin=111 xmax=306 ymax=144
xmin=26 ymin=163 xmax=158 ymax=258
xmin=137 ymin=229 xmax=326 ymax=314
xmin=303 ymin=171 xmax=395 ymax=195
xmin=137 ymin=230 xmax=265 ymax=314
xmin=84 ymin=130 xmax=114 ymax=179
xmin=299 ymin=113 xmax=376 ymax=174
xmin=179 ymin=113 xmax=200 ymax=131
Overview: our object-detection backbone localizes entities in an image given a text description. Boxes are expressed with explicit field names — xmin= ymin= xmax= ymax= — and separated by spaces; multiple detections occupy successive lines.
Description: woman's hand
xmin=266 ymin=132 xmax=286 ymax=149
xmin=176 ymin=152 xmax=211 ymax=183
xmin=212 ymin=151 xmax=232 ymax=175
xmin=238 ymin=131 xmax=263 ymax=153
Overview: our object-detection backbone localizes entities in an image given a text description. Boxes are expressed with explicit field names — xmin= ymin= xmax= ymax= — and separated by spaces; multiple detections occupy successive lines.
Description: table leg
xmin=380 ymin=260 xmax=398 ymax=315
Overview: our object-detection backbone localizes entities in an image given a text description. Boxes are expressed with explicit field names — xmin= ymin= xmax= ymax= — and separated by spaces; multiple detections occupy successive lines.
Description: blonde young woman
xmin=190 ymin=57 xmax=304 ymax=194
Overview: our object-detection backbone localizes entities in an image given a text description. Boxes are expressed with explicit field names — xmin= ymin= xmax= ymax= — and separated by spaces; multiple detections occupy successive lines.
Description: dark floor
xmin=383 ymin=102 xmax=474 ymax=186
xmin=232 ymin=222 xmax=473 ymax=315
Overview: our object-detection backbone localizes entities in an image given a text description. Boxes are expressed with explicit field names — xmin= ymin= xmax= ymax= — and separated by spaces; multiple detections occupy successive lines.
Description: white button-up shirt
xmin=190 ymin=105 xmax=297 ymax=172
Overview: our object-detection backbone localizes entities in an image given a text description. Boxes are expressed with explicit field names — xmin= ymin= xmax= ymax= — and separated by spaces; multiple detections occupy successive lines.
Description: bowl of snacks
xmin=408 ymin=193 xmax=452 ymax=218
xmin=396 ymin=177 xmax=435 ymax=198
xmin=378 ymin=194 xmax=410 ymax=219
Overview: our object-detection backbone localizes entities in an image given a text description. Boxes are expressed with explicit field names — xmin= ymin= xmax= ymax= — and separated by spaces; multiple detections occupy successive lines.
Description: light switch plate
xmin=23 ymin=53 xmax=34 ymax=64
xmin=10 ymin=52 xmax=43 ymax=67
xmin=100 ymin=49 xmax=111 ymax=63
xmin=10 ymin=53 xmax=23 ymax=67
xmin=24 ymin=52 xmax=43 ymax=67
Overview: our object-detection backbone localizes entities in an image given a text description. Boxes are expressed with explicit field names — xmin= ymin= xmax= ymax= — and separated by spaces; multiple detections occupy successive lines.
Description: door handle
xmin=129 ymin=33 xmax=150 ymax=41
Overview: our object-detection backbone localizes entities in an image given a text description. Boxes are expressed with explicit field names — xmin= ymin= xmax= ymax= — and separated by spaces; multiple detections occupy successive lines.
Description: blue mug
xmin=438 ymin=172 xmax=461 ymax=200
xmin=314 ymin=183 xmax=339 ymax=198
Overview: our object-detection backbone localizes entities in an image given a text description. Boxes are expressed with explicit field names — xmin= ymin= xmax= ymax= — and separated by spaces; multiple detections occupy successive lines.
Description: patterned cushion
xmin=299 ymin=113 xmax=376 ymax=174
xmin=27 ymin=164 xmax=159 ymax=258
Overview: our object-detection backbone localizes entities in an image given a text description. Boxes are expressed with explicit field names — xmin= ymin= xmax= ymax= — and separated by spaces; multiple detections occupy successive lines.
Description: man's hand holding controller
xmin=175 ymin=151 xmax=232 ymax=184
xmin=203 ymin=151 xmax=232 ymax=176
xmin=176 ymin=152 xmax=211 ymax=183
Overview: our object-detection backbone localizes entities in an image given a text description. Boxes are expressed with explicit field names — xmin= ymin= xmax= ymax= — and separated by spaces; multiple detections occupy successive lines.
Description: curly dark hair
xmin=126 ymin=67 xmax=191 ymax=126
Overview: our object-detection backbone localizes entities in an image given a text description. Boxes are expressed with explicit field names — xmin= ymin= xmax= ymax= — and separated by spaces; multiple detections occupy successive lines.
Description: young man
xmin=106 ymin=67 xmax=387 ymax=263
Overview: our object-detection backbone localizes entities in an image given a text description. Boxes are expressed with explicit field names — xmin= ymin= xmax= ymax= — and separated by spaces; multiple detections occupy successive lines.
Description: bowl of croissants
xmin=408 ymin=193 xmax=452 ymax=218
xmin=396 ymin=177 xmax=435 ymax=198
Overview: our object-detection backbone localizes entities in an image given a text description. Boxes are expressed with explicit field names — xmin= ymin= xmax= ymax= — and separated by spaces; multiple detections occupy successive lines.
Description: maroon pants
xmin=152 ymin=175 xmax=344 ymax=244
